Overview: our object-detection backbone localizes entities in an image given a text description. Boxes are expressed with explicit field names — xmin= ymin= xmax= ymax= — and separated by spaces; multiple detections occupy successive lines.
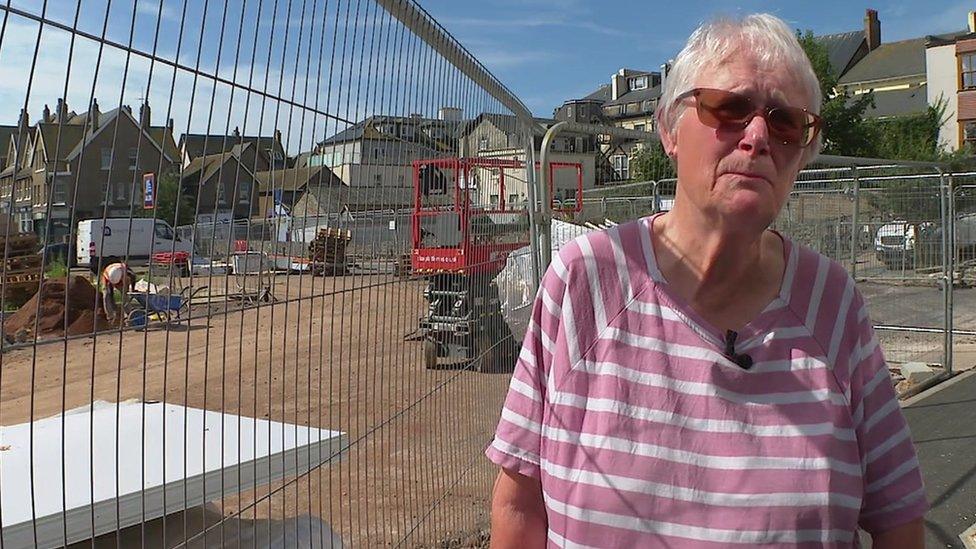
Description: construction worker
xmin=101 ymin=262 xmax=136 ymax=322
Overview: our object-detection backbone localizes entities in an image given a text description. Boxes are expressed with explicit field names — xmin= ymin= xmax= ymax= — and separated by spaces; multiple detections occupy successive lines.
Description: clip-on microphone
xmin=724 ymin=330 xmax=753 ymax=370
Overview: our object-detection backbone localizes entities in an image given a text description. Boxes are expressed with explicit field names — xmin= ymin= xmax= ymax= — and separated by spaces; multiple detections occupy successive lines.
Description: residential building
xmin=0 ymin=99 xmax=180 ymax=240
xmin=459 ymin=113 xmax=604 ymax=206
xmin=0 ymin=124 xmax=21 ymax=169
xmin=308 ymin=111 xmax=464 ymax=192
xmin=927 ymin=12 xmax=976 ymax=151
xmin=253 ymin=165 xmax=343 ymax=217
xmin=178 ymin=128 xmax=285 ymax=171
xmin=179 ymin=142 xmax=262 ymax=222
xmin=553 ymin=68 xmax=663 ymax=181
xmin=834 ymin=9 xmax=968 ymax=124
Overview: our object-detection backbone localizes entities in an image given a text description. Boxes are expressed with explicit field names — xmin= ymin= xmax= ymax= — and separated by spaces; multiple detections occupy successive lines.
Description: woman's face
xmin=662 ymin=54 xmax=813 ymax=231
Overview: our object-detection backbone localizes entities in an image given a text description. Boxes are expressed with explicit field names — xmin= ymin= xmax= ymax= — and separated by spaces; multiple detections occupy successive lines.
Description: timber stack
xmin=308 ymin=227 xmax=351 ymax=276
xmin=1 ymin=233 xmax=41 ymax=304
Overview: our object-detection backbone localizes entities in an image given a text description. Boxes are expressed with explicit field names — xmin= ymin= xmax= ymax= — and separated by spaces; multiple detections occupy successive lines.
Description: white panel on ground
xmin=0 ymin=401 xmax=346 ymax=549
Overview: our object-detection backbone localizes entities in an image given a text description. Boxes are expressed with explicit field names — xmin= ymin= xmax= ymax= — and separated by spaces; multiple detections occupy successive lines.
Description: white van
xmin=76 ymin=218 xmax=193 ymax=268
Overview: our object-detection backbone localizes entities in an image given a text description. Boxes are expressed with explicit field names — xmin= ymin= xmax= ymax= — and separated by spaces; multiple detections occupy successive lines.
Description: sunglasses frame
xmin=675 ymin=87 xmax=823 ymax=148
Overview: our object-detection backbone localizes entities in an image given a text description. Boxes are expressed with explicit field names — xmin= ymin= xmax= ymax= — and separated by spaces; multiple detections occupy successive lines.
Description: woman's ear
xmin=656 ymin=110 xmax=676 ymax=158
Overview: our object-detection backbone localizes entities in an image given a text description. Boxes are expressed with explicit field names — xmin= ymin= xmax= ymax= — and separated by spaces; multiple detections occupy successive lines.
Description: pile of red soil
xmin=3 ymin=276 xmax=118 ymax=342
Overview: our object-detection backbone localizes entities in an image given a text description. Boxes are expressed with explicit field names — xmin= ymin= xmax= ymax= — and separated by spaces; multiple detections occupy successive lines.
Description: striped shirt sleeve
xmin=849 ymin=296 xmax=928 ymax=533
xmin=485 ymin=250 xmax=570 ymax=479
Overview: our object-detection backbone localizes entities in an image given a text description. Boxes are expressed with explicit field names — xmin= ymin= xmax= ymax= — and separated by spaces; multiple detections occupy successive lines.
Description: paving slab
xmin=902 ymin=371 xmax=976 ymax=548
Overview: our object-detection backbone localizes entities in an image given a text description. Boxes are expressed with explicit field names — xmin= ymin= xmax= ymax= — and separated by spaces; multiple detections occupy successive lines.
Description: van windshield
xmin=154 ymin=223 xmax=174 ymax=240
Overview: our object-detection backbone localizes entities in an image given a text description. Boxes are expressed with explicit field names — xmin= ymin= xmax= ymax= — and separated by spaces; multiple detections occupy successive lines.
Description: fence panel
xmin=0 ymin=1 xmax=533 ymax=546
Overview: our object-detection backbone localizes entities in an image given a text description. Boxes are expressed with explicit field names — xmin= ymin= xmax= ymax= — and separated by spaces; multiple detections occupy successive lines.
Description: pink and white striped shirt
xmin=486 ymin=215 xmax=927 ymax=548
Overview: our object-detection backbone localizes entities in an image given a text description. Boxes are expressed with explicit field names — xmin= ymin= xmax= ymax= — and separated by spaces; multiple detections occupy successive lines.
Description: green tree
xmin=135 ymin=171 xmax=195 ymax=227
xmin=796 ymin=30 xmax=877 ymax=156
xmin=630 ymin=141 xmax=676 ymax=182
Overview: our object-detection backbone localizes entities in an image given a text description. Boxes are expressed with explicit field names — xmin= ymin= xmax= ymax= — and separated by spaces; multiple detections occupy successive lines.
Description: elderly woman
xmin=486 ymin=13 xmax=926 ymax=548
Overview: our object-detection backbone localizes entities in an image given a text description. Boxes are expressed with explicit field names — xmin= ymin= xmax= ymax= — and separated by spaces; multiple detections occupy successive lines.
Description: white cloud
xmin=135 ymin=0 xmax=179 ymax=21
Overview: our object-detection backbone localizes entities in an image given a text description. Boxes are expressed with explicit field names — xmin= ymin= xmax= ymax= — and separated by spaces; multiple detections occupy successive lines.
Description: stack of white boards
xmin=0 ymin=400 xmax=346 ymax=549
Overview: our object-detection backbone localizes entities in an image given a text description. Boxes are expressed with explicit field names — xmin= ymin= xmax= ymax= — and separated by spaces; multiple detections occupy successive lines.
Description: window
xmin=963 ymin=53 xmax=976 ymax=89
xmin=52 ymin=178 xmax=66 ymax=204
xmin=101 ymin=148 xmax=112 ymax=170
xmin=634 ymin=124 xmax=646 ymax=132
xmin=374 ymin=174 xmax=382 ymax=186
xmin=612 ymin=154 xmax=629 ymax=180
xmin=113 ymin=181 xmax=128 ymax=202
xmin=154 ymin=222 xmax=174 ymax=240
xmin=401 ymin=125 xmax=415 ymax=139
xmin=238 ymin=180 xmax=252 ymax=202
xmin=128 ymin=148 xmax=138 ymax=170
xmin=965 ymin=121 xmax=976 ymax=146
xmin=100 ymin=181 xmax=109 ymax=204
xmin=642 ymin=100 xmax=654 ymax=113
xmin=479 ymin=136 xmax=489 ymax=151
xmin=629 ymin=75 xmax=648 ymax=91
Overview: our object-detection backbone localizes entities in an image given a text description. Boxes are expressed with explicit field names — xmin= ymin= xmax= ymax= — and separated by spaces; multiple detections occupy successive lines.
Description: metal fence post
xmin=652 ymin=180 xmax=660 ymax=213
xmin=538 ymin=121 xmax=568 ymax=273
xmin=524 ymin=132 xmax=542 ymax=289
xmin=945 ymin=173 xmax=955 ymax=375
xmin=850 ymin=167 xmax=860 ymax=279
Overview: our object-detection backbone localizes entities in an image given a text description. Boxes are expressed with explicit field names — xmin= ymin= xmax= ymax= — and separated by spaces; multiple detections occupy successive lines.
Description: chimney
xmin=42 ymin=104 xmax=51 ymax=124
xmin=56 ymin=98 xmax=67 ymax=122
xmin=167 ymin=117 xmax=174 ymax=132
xmin=660 ymin=62 xmax=671 ymax=93
xmin=274 ymin=129 xmax=282 ymax=143
xmin=438 ymin=107 xmax=462 ymax=121
xmin=864 ymin=9 xmax=881 ymax=51
xmin=17 ymin=108 xmax=28 ymax=132
xmin=139 ymin=101 xmax=151 ymax=129
xmin=611 ymin=68 xmax=627 ymax=101
xmin=232 ymin=126 xmax=241 ymax=137
xmin=969 ymin=11 xmax=976 ymax=33
xmin=89 ymin=98 xmax=100 ymax=132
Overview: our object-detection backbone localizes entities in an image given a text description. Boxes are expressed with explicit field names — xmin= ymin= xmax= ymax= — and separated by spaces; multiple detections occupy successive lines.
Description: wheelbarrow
xmin=125 ymin=286 xmax=208 ymax=328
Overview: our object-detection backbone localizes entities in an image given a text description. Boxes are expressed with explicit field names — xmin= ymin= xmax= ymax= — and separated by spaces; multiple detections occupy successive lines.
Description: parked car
xmin=874 ymin=220 xmax=944 ymax=270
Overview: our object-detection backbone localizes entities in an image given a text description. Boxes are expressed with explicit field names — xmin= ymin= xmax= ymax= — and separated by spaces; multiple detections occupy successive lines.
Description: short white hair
xmin=657 ymin=13 xmax=823 ymax=158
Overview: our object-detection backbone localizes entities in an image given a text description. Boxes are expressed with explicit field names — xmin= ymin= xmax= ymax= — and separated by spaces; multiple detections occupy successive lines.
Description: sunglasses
xmin=675 ymin=87 xmax=822 ymax=147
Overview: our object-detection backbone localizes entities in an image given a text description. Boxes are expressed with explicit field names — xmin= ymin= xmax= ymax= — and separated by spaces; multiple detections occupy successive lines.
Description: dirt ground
xmin=0 ymin=273 xmax=510 ymax=547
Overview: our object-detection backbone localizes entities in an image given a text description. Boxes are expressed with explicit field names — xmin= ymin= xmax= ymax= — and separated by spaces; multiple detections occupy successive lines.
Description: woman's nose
xmin=738 ymin=114 xmax=770 ymax=156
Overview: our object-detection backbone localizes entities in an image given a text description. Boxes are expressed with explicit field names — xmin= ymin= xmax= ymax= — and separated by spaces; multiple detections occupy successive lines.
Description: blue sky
xmin=0 ymin=0 xmax=972 ymax=154
xmin=420 ymin=0 xmax=976 ymax=116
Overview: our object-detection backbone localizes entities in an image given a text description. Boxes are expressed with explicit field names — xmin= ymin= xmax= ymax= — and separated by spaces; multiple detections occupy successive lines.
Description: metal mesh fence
xmin=576 ymin=162 xmax=970 ymax=395
xmin=782 ymin=165 xmax=951 ymax=372
xmin=0 ymin=1 xmax=536 ymax=546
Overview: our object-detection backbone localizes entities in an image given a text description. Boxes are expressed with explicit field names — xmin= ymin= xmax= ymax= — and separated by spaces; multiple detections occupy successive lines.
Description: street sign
xmin=143 ymin=173 xmax=155 ymax=209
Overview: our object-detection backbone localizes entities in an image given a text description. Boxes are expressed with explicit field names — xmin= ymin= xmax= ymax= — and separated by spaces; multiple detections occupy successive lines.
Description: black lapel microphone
xmin=724 ymin=330 xmax=754 ymax=370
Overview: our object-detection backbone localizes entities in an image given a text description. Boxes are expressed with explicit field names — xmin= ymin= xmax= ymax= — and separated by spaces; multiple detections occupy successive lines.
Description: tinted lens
xmin=683 ymin=88 xmax=822 ymax=147
xmin=767 ymin=107 xmax=810 ymax=145
xmin=696 ymin=89 xmax=754 ymax=126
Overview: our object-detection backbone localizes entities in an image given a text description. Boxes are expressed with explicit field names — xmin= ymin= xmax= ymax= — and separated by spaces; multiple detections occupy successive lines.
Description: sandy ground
xmin=5 ymin=270 xmax=972 ymax=547
xmin=0 ymin=273 xmax=510 ymax=547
